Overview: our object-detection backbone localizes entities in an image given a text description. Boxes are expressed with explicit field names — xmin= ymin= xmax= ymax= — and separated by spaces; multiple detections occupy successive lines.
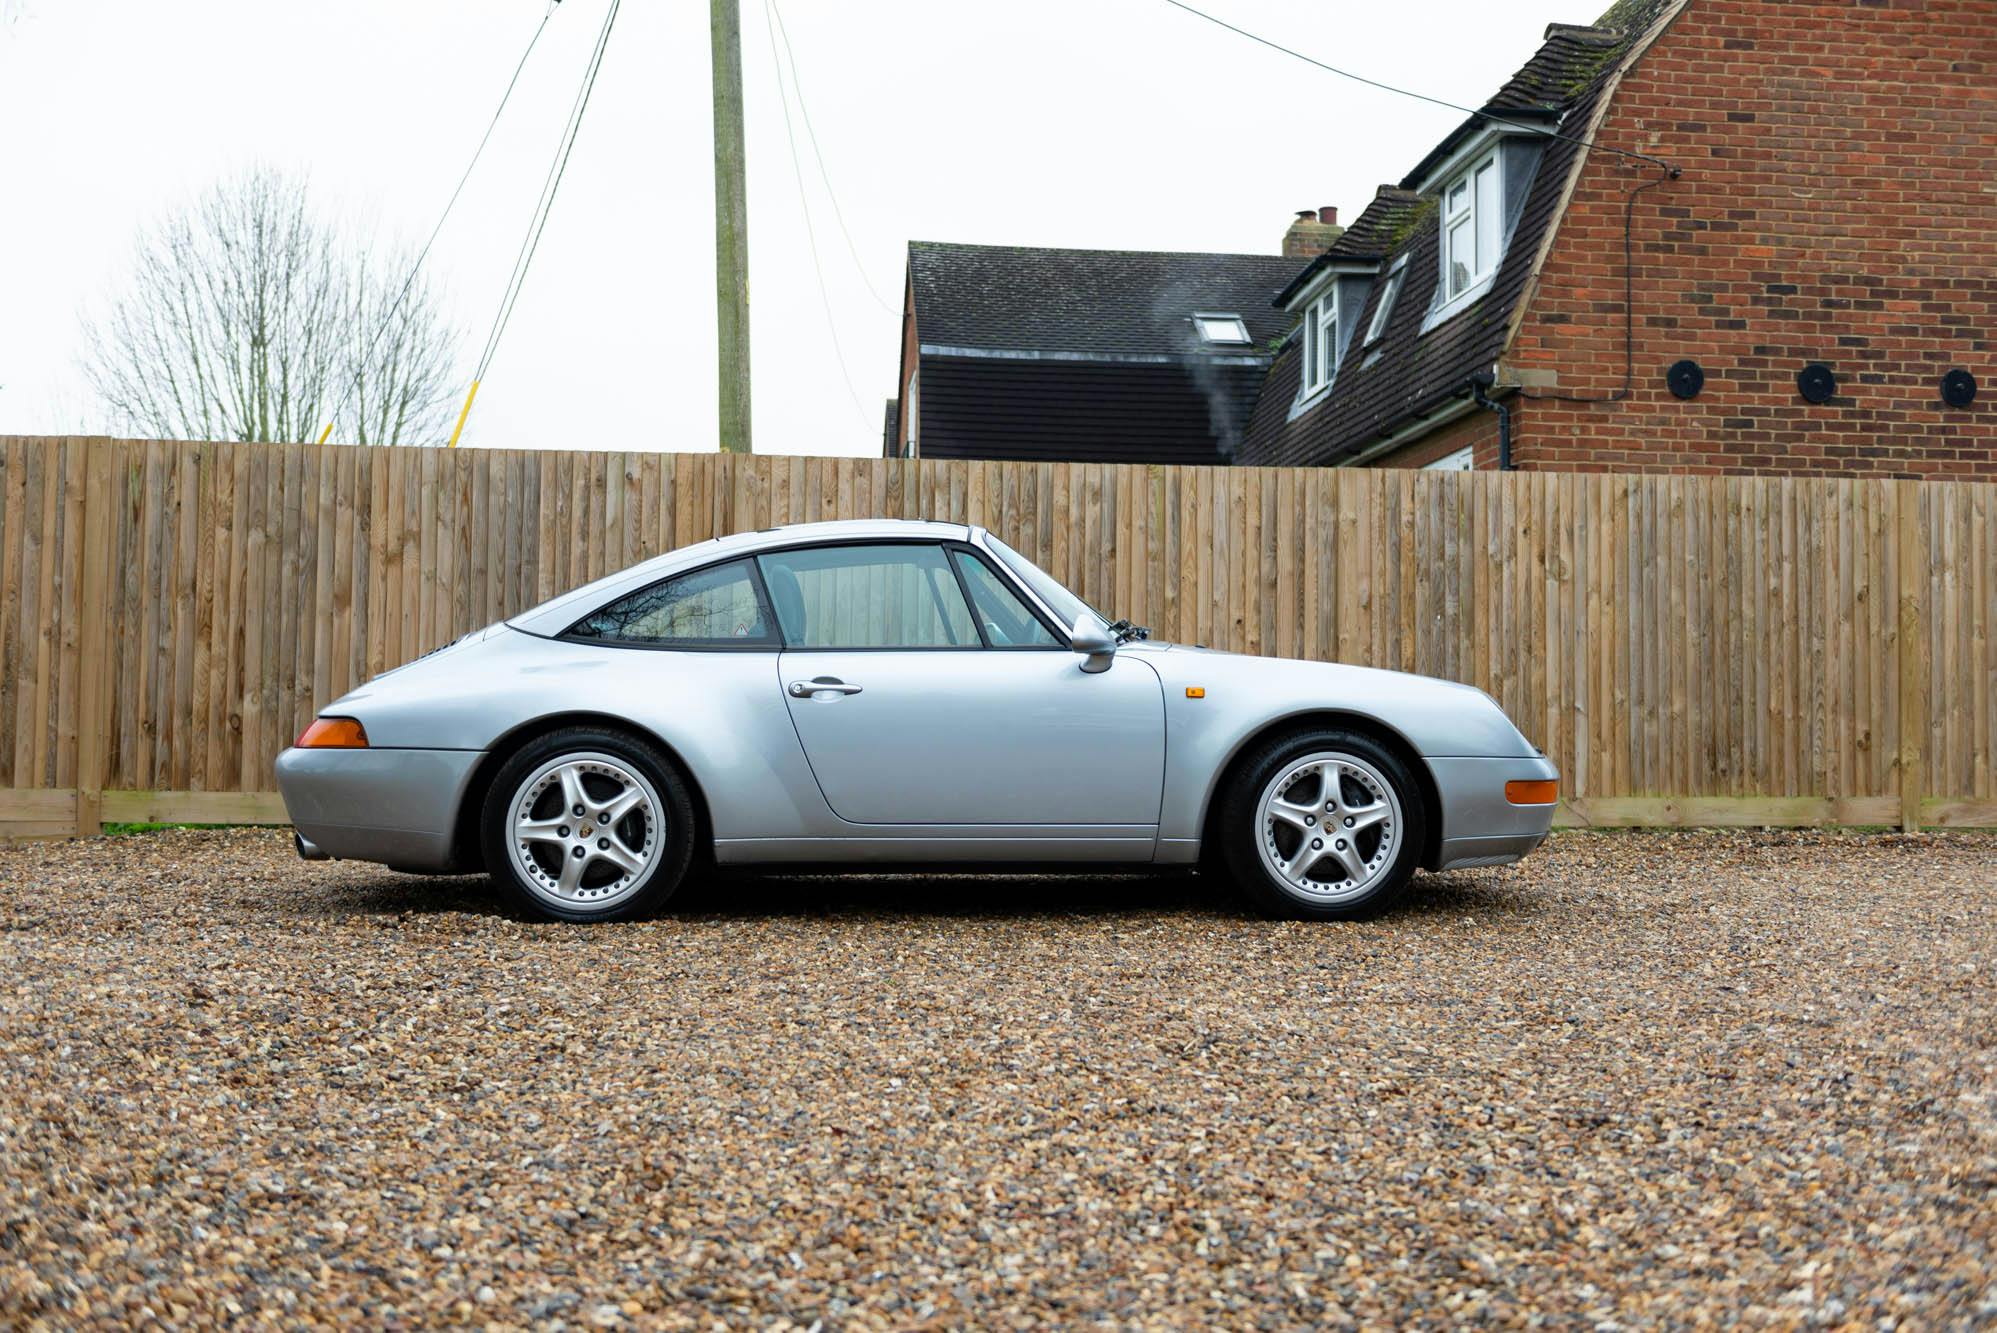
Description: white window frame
xmin=1423 ymin=444 xmax=1474 ymax=471
xmin=1192 ymin=311 xmax=1251 ymax=345
xmin=1423 ymin=147 xmax=1506 ymax=332
xmin=1364 ymin=255 xmax=1408 ymax=346
xmin=1299 ymin=288 xmax=1339 ymax=399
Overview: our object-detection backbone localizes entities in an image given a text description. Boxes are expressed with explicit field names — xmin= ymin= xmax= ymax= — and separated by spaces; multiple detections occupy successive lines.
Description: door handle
xmin=789 ymin=678 xmax=863 ymax=698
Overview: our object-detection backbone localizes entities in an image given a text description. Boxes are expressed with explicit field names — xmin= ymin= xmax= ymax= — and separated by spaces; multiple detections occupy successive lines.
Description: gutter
xmin=1329 ymin=370 xmax=1522 ymax=471
xmin=918 ymin=343 xmax=1271 ymax=369
xmin=1333 ymin=393 xmax=1483 ymax=468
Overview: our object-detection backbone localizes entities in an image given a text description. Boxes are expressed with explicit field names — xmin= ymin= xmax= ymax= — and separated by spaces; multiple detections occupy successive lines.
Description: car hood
xmin=1124 ymin=641 xmax=1537 ymax=759
xmin=1137 ymin=640 xmax=1487 ymax=695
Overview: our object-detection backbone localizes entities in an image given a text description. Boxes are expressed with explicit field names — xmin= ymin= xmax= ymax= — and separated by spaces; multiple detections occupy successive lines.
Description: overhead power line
xmin=761 ymin=0 xmax=870 ymax=429
xmin=466 ymin=0 xmax=623 ymax=423
xmin=317 ymin=0 xmax=560 ymax=445
xmin=766 ymin=0 xmax=896 ymax=315
xmin=1156 ymin=0 xmax=1678 ymax=175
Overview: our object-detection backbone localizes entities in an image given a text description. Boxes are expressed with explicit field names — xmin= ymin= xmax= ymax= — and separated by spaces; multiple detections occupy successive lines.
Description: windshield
xmin=983 ymin=534 xmax=1108 ymax=635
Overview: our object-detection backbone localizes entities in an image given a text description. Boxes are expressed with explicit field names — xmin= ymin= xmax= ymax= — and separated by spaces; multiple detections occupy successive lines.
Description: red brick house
xmin=1240 ymin=0 xmax=1996 ymax=476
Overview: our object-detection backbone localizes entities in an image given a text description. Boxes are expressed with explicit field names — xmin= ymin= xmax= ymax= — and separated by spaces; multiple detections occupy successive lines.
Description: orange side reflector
xmin=1505 ymin=778 xmax=1558 ymax=806
xmin=296 ymin=716 xmax=368 ymax=749
xmin=1185 ymin=687 xmax=1206 ymax=699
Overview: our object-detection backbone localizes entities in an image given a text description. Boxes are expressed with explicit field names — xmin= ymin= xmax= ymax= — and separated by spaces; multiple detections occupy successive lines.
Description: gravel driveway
xmin=1 ymin=828 xmax=1992 ymax=1328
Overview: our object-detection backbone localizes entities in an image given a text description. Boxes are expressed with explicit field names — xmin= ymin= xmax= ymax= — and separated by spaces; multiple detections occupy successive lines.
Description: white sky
xmin=0 ymin=0 xmax=1574 ymax=456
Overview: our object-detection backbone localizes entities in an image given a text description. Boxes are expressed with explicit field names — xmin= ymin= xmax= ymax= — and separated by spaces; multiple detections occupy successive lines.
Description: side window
xmin=566 ymin=558 xmax=775 ymax=646
xmin=758 ymin=544 xmax=978 ymax=649
xmin=951 ymin=550 xmax=1060 ymax=647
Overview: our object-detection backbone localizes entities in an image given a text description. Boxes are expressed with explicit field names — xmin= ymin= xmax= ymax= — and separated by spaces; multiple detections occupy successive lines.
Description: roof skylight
xmin=1193 ymin=313 xmax=1251 ymax=345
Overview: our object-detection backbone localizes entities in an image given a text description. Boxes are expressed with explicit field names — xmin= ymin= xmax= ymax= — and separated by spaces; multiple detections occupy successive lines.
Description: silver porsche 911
xmin=276 ymin=519 xmax=1559 ymax=922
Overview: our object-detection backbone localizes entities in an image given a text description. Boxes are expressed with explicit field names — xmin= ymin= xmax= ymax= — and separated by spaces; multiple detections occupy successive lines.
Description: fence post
xmin=71 ymin=439 xmax=115 ymax=837
xmin=1895 ymin=480 xmax=1925 ymax=833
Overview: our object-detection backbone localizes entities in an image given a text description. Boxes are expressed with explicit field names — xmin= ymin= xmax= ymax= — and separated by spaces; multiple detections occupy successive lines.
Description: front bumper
xmin=274 ymin=746 xmax=484 ymax=872
xmin=1426 ymin=754 xmax=1561 ymax=871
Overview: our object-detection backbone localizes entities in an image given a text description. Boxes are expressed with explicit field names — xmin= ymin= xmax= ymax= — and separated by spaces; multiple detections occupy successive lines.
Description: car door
xmin=760 ymin=541 xmax=1165 ymax=827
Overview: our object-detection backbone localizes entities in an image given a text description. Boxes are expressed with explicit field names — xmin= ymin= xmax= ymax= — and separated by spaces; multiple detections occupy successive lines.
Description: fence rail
xmin=1 ymin=435 xmax=1992 ymax=837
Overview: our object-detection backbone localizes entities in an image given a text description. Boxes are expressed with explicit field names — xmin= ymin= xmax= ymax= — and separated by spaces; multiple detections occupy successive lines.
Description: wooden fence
xmin=1 ymin=434 xmax=1992 ymax=838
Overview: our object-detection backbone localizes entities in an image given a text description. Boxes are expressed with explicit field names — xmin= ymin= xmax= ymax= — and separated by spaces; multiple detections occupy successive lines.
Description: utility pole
xmin=711 ymin=0 xmax=751 ymax=453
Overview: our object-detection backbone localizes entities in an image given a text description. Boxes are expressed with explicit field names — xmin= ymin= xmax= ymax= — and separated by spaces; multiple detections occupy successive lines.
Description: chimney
xmin=1282 ymin=206 xmax=1344 ymax=259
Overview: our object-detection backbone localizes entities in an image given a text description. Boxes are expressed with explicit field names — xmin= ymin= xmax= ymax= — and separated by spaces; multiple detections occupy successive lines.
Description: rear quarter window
xmin=566 ymin=558 xmax=777 ymax=647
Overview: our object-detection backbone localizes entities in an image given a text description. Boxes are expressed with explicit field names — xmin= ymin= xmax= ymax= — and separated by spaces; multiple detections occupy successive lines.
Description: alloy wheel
xmin=505 ymin=751 xmax=662 ymax=910
xmin=1254 ymin=750 xmax=1401 ymax=904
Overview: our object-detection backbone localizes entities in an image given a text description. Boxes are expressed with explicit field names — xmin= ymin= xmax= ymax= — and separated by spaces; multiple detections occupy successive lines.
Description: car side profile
xmin=276 ymin=519 xmax=1559 ymax=921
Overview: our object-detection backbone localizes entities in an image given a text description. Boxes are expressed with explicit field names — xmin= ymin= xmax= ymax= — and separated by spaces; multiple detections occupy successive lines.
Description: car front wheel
xmin=1218 ymin=728 xmax=1426 ymax=920
xmin=481 ymin=727 xmax=694 ymax=923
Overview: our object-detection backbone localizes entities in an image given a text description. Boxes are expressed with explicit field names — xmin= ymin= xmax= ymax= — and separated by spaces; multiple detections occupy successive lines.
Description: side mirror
xmin=1069 ymin=614 xmax=1117 ymax=674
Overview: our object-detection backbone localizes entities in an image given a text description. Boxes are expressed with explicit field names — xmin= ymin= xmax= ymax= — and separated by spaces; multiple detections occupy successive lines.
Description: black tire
xmin=480 ymin=726 xmax=696 ymax=923
xmin=1216 ymin=727 xmax=1427 ymax=921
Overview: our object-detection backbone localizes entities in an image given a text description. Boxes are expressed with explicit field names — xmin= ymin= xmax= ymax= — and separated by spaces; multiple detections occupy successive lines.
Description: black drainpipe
xmin=1468 ymin=371 xmax=1512 ymax=471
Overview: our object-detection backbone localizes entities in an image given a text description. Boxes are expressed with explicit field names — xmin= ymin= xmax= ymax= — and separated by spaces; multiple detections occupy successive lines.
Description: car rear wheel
xmin=481 ymin=727 xmax=694 ymax=923
xmin=1218 ymin=728 xmax=1426 ymax=920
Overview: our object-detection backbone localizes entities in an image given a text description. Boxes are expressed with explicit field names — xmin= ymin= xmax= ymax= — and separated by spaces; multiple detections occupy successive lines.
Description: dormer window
xmin=1364 ymin=255 xmax=1408 ymax=346
xmin=1442 ymin=151 xmax=1501 ymax=302
xmin=1299 ymin=289 xmax=1338 ymax=398
xmin=1193 ymin=312 xmax=1250 ymax=345
xmin=1420 ymin=140 xmax=1518 ymax=334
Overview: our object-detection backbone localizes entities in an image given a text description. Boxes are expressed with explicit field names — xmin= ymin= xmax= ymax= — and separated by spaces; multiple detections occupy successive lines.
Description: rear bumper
xmin=1426 ymin=754 xmax=1561 ymax=871
xmin=274 ymin=747 xmax=483 ymax=872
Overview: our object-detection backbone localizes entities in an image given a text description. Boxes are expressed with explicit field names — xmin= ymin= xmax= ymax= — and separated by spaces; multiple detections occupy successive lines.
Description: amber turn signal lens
xmin=295 ymin=717 xmax=368 ymax=749
xmin=1505 ymin=779 xmax=1558 ymax=806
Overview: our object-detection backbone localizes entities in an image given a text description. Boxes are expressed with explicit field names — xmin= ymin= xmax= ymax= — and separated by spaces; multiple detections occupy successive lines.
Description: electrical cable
xmin=472 ymin=0 xmax=621 ymax=388
xmin=761 ymin=0 xmax=870 ymax=428
xmin=766 ymin=0 xmax=896 ymax=314
xmin=316 ymin=0 xmax=561 ymax=445
xmin=1519 ymin=168 xmax=1674 ymax=403
xmin=1157 ymin=0 xmax=1678 ymax=175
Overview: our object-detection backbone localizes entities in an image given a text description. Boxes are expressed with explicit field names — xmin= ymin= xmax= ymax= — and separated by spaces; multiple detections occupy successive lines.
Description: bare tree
xmin=81 ymin=168 xmax=461 ymax=445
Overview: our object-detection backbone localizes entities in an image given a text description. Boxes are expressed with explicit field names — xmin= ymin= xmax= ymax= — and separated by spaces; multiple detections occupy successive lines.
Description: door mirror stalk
xmin=1069 ymin=614 xmax=1117 ymax=673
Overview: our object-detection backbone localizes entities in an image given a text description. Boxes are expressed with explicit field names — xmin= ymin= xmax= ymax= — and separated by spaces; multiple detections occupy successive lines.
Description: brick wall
xmin=1500 ymin=0 xmax=1995 ymax=478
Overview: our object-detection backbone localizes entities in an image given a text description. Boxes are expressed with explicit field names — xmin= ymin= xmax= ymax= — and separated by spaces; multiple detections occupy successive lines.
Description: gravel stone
xmin=0 ymin=827 xmax=1991 ymax=1327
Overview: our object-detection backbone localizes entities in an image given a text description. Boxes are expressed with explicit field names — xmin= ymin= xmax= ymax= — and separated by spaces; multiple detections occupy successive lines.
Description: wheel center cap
xmin=580 ymin=822 xmax=595 ymax=837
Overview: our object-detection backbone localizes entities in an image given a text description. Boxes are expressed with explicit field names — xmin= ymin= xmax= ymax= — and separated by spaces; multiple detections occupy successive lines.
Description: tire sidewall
xmin=1220 ymin=728 xmax=1426 ymax=920
xmin=482 ymin=727 xmax=695 ymax=923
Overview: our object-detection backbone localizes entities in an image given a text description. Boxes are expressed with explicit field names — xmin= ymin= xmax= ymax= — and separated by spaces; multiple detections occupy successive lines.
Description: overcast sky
xmin=0 ymin=0 xmax=1576 ymax=456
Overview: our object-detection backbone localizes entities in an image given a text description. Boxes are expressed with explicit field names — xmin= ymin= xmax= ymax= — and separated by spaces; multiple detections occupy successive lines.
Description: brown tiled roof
xmin=1488 ymin=22 xmax=1625 ymax=113
xmin=1275 ymin=188 xmax=1431 ymax=308
xmin=1239 ymin=0 xmax=1681 ymax=467
xmin=1326 ymin=188 xmax=1428 ymax=260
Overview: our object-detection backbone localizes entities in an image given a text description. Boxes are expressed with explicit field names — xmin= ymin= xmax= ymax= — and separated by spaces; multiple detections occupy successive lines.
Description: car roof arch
xmin=504 ymin=517 xmax=973 ymax=638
